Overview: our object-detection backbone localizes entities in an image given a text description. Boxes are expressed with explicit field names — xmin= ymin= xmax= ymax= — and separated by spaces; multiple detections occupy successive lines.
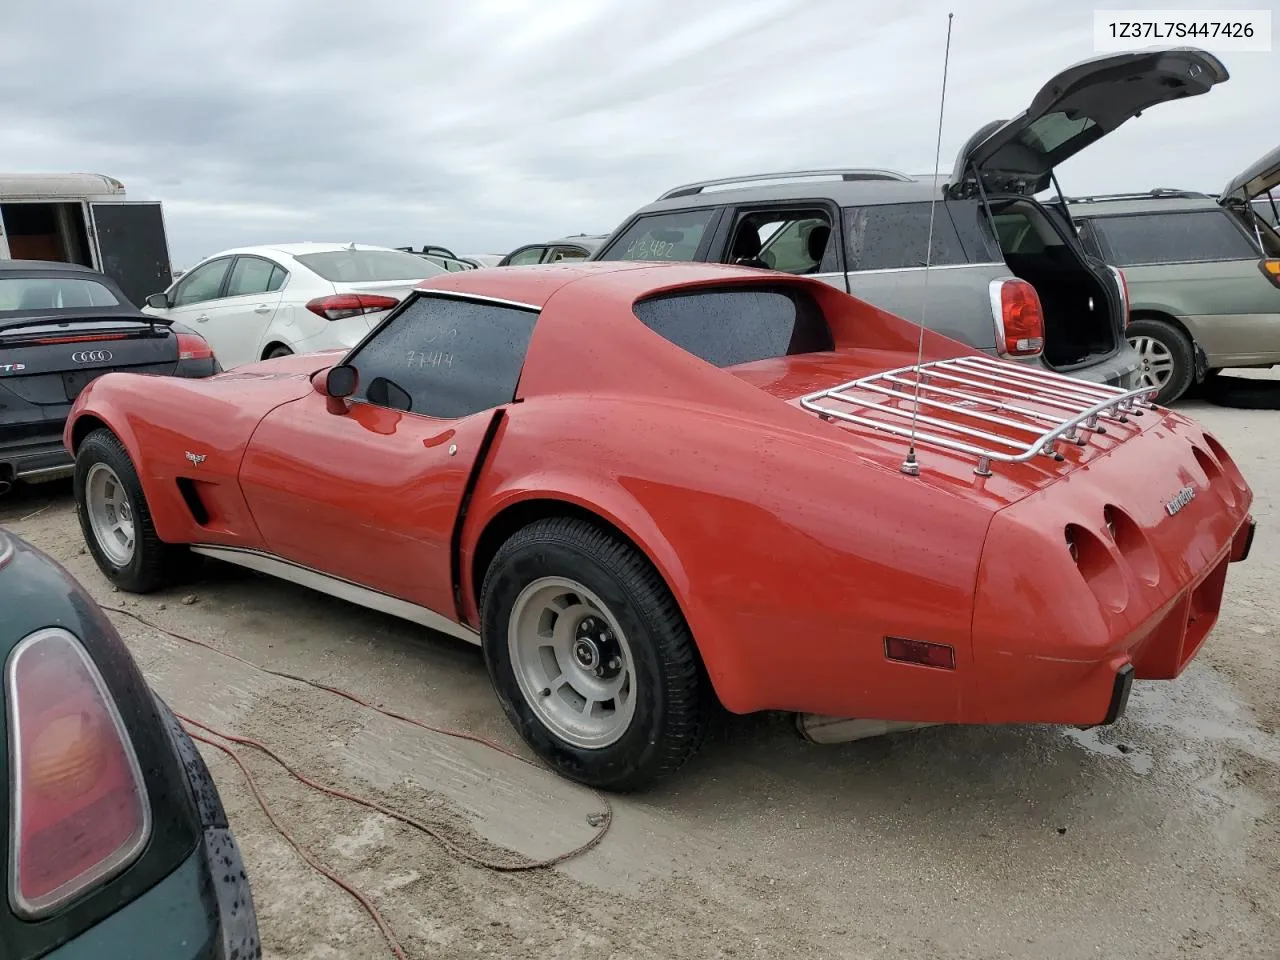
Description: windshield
xmin=294 ymin=250 xmax=447 ymax=282
xmin=0 ymin=276 xmax=123 ymax=312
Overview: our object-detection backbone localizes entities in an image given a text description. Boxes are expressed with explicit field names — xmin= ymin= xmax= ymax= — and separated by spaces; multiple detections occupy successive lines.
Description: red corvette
xmin=63 ymin=262 xmax=1255 ymax=790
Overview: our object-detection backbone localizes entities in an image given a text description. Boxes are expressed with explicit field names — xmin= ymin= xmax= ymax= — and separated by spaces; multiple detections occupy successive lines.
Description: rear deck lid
xmin=0 ymin=314 xmax=179 ymax=420
xmin=1220 ymin=143 xmax=1280 ymax=202
xmin=949 ymin=47 xmax=1228 ymax=197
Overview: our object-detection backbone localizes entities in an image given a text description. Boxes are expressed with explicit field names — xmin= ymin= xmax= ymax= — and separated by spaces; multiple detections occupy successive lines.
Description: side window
xmin=505 ymin=247 xmax=545 ymax=266
xmin=730 ymin=210 xmax=833 ymax=275
xmin=267 ymin=265 xmax=287 ymax=291
xmin=547 ymin=246 xmax=588 ymax=263
xmin=1091 ymin=211 xmax=1260 ymax=266
xmin=991 ymin=212 xmax=1045 ymax=254
xmin=597 ymin=209 xmax=718 ymax=262
xmin=225 ymin=257 xmax=282 ymax=298
xmin=633 ymin=286 xmax=833 ymax=368
xmin=1074 ymin=219 xmax=1106 ymax=260
xmin=843 ymin=202 xmax=969 ymax=271
xmin=348 ymin=295 xmax=539 ymax=420
xmin=944 ymin=199 xmax=1002 ymax=262
xmin=172 ymin=258 xmax=231 ymax=306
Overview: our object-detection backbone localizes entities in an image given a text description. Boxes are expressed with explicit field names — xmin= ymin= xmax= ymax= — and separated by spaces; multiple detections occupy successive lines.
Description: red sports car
xmin=63 ymin=262 xmax=1256 ymax=790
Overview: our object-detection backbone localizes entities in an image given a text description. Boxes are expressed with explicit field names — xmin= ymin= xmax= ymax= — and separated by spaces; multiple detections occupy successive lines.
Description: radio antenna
xmin=901 ymin=11 xmax=955 ymax=477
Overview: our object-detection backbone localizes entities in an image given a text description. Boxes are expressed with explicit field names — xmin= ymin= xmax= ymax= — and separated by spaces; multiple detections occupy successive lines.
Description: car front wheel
xmin=480 ymin=517 xmax=710 ymax=791
xmin=75 ymin=428 xmax=198 ymax=593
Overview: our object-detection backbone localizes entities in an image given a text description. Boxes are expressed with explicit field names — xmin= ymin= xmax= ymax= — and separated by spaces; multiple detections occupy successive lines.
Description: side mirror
xmin=313 ymin=364 xmax=359 ymax=415
xmin=145 ymin=292 xmax=170 ymax=309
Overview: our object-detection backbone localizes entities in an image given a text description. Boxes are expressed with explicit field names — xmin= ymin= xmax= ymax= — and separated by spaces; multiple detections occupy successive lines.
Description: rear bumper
xmin=1046 ymin=341 xmax=1142 ymax=390
xmin=968 ymin=412 xmax=1254 ymax=727
xmin=0 ymin=435 xmax=73 ymax=483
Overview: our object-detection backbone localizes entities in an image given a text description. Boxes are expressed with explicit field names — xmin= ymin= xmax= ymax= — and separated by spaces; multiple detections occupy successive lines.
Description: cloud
xmin=1 ymin=0 xmax=1274 ymax=267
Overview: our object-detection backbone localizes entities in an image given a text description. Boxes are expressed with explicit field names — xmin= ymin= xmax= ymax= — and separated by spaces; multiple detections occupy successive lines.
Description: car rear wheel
xmin=1127 ymin=317 xmax=1195 ymax=405
xmin=480 ymin=517 xmax=710 ymax=791
xmin=75 ymin=428 xmax=199 ymax=593
xmin=264 ymin=344 xmax=293 ymax=360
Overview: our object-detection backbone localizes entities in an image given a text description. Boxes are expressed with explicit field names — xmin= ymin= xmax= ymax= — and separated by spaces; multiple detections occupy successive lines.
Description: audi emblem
xmin=71 ymin=350 xmax=114 ymax=363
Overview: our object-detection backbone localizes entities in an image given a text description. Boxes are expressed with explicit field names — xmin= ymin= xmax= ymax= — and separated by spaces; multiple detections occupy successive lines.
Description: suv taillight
xmin=1110 ymin=266 xmax=1130 ymax=327
xmin=988 ymin=278 xmax=1044 ymax=358
xmin=1259 ymin=259 xmax=1280 ymax=289
xmin=305 ymin=294 xmax=400 ymax=320
xmin=6 ymin=628 xmax=150 ymax=918
xmin=176 ymin=331 xmax=214 ymax=361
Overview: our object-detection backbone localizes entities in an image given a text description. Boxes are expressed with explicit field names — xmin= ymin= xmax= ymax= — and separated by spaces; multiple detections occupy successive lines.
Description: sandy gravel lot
xmin=2 ymin=387 xmax=1277 ymax=960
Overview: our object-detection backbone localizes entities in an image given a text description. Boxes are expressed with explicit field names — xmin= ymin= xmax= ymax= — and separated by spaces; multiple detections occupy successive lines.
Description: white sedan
xmin=142 ymin=242 xmax=446 ymax=369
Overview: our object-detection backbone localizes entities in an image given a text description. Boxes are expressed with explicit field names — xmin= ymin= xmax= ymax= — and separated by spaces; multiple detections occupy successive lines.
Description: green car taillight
xmin=6 ymin=627 xmax=151 ymax=919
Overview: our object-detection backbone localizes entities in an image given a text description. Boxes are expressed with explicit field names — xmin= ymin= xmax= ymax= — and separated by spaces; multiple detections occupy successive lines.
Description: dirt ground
xmin=3 ymin=386 xmax=1278 ymax=960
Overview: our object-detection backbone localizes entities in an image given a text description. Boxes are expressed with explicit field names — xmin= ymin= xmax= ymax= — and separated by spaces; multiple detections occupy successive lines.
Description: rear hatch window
xmin=0 ymin=277 xmax=122 ymax=311
xmin=293 ymin=250 xmax=445 ymax=282
xmin=633 ymin=285 xmax=833 ymax=367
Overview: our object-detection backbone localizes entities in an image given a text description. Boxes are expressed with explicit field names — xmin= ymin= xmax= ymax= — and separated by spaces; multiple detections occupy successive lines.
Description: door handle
xmin=195 ymin=314 xmax=209 ymax=323
xmin=253 ymin=304 xmax=272 ymax=314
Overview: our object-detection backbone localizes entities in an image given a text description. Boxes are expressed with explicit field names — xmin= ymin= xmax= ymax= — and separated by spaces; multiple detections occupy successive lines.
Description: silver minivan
xmin=592 ymin=47 xmax=1230 ymax=389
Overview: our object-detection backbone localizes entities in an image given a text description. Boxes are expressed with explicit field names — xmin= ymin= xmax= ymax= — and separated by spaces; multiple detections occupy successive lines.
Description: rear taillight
xmin=176 ymin=331 xmax=213 ymax=361
xmin=1259 ymin=259 xmax=1280 ymax=289
xmin=1110 ymin=266 xmax=1130 ymax=327
xmin=988 ymin=278 xmax=1045 ymax=358
xmin=305 ymin=294 xmax=400 ymax=321
xmin=6 ymin=628 xmax=150 ymax=918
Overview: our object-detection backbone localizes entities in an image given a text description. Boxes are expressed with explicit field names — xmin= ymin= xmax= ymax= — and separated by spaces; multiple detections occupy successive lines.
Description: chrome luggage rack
xmin=799 ymin=355 xmax=1158 ymax=476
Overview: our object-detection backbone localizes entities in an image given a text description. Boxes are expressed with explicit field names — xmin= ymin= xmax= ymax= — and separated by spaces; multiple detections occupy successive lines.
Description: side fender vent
xmin=175 ymin=477 xmax=210 ymax=526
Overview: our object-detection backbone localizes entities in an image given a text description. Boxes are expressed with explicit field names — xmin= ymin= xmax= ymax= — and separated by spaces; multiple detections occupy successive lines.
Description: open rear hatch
xmin=949 ymin=47 xmax=1228 ymax=198
xmin=1219 ymin=143 xmax=1280 ymax=257
xmin=944 ymin=47 xmax=1228 ymax=373
xmin=1220 ymin=143 xmax=1280 ymax=204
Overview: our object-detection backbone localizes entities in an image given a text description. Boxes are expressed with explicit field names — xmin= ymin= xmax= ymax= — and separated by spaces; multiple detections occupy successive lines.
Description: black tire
xmin=1200 ymin=373 xmax=1280 ymax=410
xmin=1126 ymin=317 xmax=1195 ymax=405
xmin=480 ymin=517 xmax=710 ymax=791
xmin=264 ymin=344 xmax=293 ymax=360
xmin=74 ymin=428 xmax=199 ymax=593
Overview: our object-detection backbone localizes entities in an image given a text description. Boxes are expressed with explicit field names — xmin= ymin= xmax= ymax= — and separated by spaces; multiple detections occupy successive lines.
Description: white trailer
xmin=0 ymin=172 xmax=173 ymax=307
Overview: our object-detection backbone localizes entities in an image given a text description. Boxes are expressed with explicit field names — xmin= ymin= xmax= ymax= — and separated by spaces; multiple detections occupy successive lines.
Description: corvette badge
xmin=185 ymin=451 xmax=207 ymax=466
xmin=1164 ymin=485 xmax=1195 ymax=516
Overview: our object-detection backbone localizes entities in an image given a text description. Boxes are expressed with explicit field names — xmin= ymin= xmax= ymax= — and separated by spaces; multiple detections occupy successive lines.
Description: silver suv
xmin=592 ymin=47 xmax=1229 ymax=390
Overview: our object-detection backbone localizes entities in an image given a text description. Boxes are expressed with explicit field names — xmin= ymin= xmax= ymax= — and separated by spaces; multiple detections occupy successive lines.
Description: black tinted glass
xmin=843 ymin=202 xmax=970 ymax=270
xmin=633 ymin=286 xmax=833 ymax=368
xmin=351 ymin=295 xmax=539 ymax=419
xmin=599 ymin=209 xmax=717 ymax=262
xmin=226 ymin=257 xmax=277 ymax=297
xmin=1092 ymin=212 xmax=1258 ymax=266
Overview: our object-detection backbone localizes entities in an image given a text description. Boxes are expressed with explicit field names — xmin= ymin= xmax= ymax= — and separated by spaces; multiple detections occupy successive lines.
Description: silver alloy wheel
xmin=1129 ymin=334 xmax=1175 ymax=390
xmin=507 ymin=576 xmax=637 ymax=749
xmin=85 ymin=463 xmax=136 ymax=565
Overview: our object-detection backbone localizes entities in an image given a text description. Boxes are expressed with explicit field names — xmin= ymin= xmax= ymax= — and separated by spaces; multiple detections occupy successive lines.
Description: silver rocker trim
xmin=189 ymin=545 xmax=480 ymax=645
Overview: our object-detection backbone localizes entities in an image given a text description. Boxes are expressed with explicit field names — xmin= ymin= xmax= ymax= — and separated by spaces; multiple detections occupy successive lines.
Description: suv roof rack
xmin=1063 ymin=188 xmax=1213 ymax=204
xmin=658 ymin=168 xmax=913 ymax=200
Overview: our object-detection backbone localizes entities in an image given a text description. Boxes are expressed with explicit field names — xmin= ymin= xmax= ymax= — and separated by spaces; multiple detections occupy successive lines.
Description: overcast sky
xmin=2 ymin=0 xmax=1276 ymax=268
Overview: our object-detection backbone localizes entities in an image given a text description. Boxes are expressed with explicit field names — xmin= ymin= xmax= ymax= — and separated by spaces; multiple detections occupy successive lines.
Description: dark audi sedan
xmin=0 ymin=259 xmax=219 ymax=495
xmin=0 ymin=529 xmax=259 ymax=959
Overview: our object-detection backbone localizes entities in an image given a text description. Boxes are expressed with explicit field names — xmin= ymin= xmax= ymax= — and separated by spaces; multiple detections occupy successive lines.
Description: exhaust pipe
xmin=795 ymin=713 xmax=939 ymax=745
